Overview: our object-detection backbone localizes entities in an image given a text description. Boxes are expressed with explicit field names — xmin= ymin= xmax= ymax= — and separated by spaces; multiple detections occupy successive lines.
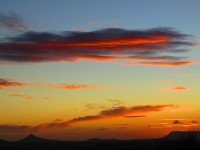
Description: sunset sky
xmin=0 ymin=0 xmax=200 ymax=141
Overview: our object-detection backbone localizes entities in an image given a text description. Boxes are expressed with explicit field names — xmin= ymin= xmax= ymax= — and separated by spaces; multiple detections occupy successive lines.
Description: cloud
xmin=47 ymin=84 xmax=99 ymax=90
xmin=97 ymin=128 xmax=106 ymax=131
xmin=0 ymin=78 xmax=99 ymax=91
xmin=0 ymin=125 xmax=31 ymax=133
xmin=125 ymin=115 xmax=146 ymax=118
xmin=0 ymin=79 xmax=27 ymax=90
xmin=85 ymin=104 xmax=105 ymax=110
xmin=9 ymin=93 xmax=32 ymax=100
xmin=0 ymin=104 xmax=182 ymax=133
xmin=125 ymin=61 xmax=197 ymax=67
xmin=0 ymin=12 xmax=27 ymax=30
xmin=173 ymin=120 xmax=182 ymax=124
xmin=0 ymin=27 xmax=197 ymax=67
xmin=42 ymin=96 xmax=52 ymax=100
xmin=150 ymin=119 xmax=200 ymax=128
xmin=163 ymin=86 xmax=192 ymax=92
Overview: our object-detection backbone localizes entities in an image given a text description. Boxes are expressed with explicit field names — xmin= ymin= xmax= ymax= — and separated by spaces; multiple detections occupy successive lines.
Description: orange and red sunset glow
xmin=0 ymin=0 xmax=200 ymax=142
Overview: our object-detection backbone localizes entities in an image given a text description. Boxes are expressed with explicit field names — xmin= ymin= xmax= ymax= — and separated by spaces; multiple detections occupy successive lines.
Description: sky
xmin=0 ymin=0 xmax=200 ymax=141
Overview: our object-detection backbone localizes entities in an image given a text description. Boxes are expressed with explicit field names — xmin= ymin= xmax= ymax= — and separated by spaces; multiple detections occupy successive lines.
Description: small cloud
xmin=0 ymin=78 xmax=27 ymax=90
xmin=191 ymin=120 xmax=199 ymax=124
xmin=42 ymin=96 xmax=52 ymax=100
xmin=125 ymin=61 xmax=198 ymax=67
xmin=162 ymin=86 xmax=192 ymax=92
xmin=125 ymin=115 xmax=146 ymax=118
xmin=107 ymin=99 xmax=125 ymax=107
xmin=0 ymin=12 xmax=27 ymax=30
xmin=54 ymin=119 xmax=64 ymax=122
xmin=97 ymin=128 xmax=106 ymax=131
xmin=85 ymin=104 xmax=105 ymax=110
xmin=9 ymin=93 xmax=32 ymax=100
xmin=173 ymin=120 xmax=182 ymax=124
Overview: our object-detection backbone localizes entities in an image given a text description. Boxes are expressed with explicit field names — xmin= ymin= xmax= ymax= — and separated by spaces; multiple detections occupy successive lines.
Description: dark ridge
xmin=0 ymin=138 xmax=9 ymax=144
xmin=163 ymin=131 xmax=200 ymax=141
xmin=87 ymin=138 xmax=117 ymax=142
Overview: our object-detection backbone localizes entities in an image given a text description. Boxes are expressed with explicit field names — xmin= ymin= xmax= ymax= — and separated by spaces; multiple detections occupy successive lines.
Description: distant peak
xmin=26 ymin=134 xmax=37 ymax=138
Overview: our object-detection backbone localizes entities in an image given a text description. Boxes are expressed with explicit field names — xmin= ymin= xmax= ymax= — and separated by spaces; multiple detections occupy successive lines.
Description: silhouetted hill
xmin=18 ymin=134 xmax=53 ymax=143
xmin=163 ymin=131 xmax=200 ymax=141
xmin=0 ymin=138 xmax=9 ymax=144
xmin=1 ymin=132 xmax=200 ymax=150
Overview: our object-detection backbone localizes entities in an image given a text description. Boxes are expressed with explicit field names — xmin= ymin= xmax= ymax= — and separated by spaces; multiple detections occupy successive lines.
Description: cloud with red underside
xmin=0 ymin=104 xmax=182 ymax=133
xmin=0 ymin=27 xmax=197 ymax=67
xmin=0 ymin=79 xmax=27 ymax=90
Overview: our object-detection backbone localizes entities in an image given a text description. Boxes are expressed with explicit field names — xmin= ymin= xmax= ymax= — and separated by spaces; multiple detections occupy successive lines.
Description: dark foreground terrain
xmin=0 ymin=131 xmax=200 ymax=150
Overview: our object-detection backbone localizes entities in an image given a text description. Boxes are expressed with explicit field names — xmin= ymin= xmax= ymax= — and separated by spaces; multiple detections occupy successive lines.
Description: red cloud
xmin=125 ymin=61 xmax=197 ymax=67
xmin=0 ymin=79 xmax=27 ymax=90
xmin=162 ymin=86 xmax=192 ymax=92
xmin=0 ymin=27 xmax=197 ymax=67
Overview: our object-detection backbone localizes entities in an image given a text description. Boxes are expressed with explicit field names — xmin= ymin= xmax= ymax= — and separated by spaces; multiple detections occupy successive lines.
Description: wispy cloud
xmin=0 ymin=79 xmax=27 ymax=90
xmin=0 ymin=78 xmax=99 ymax=91
xmin=162 ymin=86 xmax=192 ymax=92
xmin=0 ymin=104 xmax=182 ymax=133
xmin=0 ymin=27 xmax=197 ymax=67
xmin=125 ymin=61 xmax=197 ymax=67
xmin=9 ymin=94 xmax=32 ymax=100
xmin=0 ymin=12 xmax=27 ymax=30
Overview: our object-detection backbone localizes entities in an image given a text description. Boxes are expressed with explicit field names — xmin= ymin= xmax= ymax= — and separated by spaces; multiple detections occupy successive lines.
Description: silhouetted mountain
xmin=18 ymin=134 xmax=50 ymax=143
xmin=163 ymin=131 xmax=200 ymax=141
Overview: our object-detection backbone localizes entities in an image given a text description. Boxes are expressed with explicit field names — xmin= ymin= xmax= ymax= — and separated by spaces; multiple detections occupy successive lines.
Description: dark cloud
xmin=173 ymin=120 xmax=182 ymax=124
xmin=97 ymin=128 xmax=106 ymax=131
xmin=0 ymin=12 xmax=27 ymax=30
xmin=125 ymin=115 xmax=146 ymax=118
xmin=0 ymin=27 xmax=196 ymax=66
xmin=0 ymin=104 xmax=181 ymax=133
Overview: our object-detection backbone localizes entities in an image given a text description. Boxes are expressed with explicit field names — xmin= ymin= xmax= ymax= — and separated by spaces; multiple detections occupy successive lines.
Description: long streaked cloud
xmin=0 ymin=104 xmax=182 ymax=133
xmin=0 ymin=12 xmax=27 ymax=30
xmin=0 ymin=78 xmax=99 ymax=90
xmin=125 ymin=61 xmax=197 ymax=67
xmin=0 ymin=27 xmax=197 ymax=67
